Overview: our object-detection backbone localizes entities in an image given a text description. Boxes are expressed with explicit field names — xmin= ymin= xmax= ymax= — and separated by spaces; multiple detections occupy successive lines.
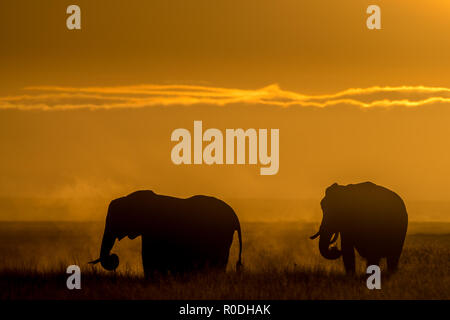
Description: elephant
xmin=89 ymin=190 xmax=242 ymax=277
xmin=310 ymin=182 xmax=408 ymax=274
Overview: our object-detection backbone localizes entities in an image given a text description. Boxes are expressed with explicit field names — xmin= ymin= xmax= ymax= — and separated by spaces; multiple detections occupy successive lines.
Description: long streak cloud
xmin=1 ymin=84 xmax=450 ymax=110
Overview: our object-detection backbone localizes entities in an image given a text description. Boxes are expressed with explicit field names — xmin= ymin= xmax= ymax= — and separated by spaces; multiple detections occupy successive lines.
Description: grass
xmin=0 ymin=221 xmax=448 ymax=299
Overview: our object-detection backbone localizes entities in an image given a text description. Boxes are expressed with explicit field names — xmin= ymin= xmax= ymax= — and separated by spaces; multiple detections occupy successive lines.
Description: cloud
xmin=1 ymin=84 xmax=450 ymax=110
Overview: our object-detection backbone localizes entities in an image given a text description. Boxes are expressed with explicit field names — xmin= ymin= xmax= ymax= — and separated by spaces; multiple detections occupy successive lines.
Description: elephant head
xmin=89 ymin=199 xmax=140 ymax=271
xmin=310 ymin=183 xmax=343 ymax=260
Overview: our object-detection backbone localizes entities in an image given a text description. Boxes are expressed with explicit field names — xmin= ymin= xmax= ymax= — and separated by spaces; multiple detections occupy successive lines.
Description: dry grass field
xmin=0 ymin=221 xmax=448 ymax=300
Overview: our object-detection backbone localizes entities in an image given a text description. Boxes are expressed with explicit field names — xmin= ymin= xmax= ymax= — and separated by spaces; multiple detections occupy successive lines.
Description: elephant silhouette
xmin=310 ymin=182 xmax=408 ymax=274
xmin=89 ymin=190 xmax=242 ymax=277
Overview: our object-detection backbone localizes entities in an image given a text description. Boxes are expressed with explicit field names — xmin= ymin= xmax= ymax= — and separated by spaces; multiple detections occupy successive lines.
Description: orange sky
xmin=2 ymin=0 xmax=450 ymax=94
xmin=0 ymin=1 xmax=450 ymax=220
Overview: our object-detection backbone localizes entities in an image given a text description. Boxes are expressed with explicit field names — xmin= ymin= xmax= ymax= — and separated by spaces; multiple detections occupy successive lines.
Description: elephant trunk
xmin=89 ymin=227 xmax=120 ymax=271
xmin=100 ymin=230 xmax=115 ymax=257
xmin=318 ymin=230 xmax=342 ymax=260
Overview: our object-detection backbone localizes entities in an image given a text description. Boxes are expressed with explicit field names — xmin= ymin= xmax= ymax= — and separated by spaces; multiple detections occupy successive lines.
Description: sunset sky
xmin=1 ymin=1 xmax=450 ymax=220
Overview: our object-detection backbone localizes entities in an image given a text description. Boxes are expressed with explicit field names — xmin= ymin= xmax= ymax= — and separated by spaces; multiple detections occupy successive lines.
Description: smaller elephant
xmin=310 ymin=182 xmax=408 ymax=274
xmin=89 ymin=190 xmax=242 ymax=277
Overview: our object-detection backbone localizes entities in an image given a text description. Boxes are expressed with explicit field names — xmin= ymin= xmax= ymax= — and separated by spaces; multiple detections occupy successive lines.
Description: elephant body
xmin=311 ymin=182 xmax=408 ymax=273
xmin=91 ymin=190 xmax=242 ymax=277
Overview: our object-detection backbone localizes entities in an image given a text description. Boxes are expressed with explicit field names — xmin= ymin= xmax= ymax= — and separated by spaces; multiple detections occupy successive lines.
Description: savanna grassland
xmin=0 ymin=221 xmax=448 ymax=300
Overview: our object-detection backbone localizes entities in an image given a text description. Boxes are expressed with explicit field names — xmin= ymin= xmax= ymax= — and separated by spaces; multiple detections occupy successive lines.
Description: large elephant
xmin=310 ymin=182 xmax=408 ymax=274
xmin=89 ymin=190 xmax=242 ymax=277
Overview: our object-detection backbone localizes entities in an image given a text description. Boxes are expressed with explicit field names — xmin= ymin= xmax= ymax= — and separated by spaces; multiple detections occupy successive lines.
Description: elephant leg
xmin=367 ymin=257 xmax=381 ymax=269
xmin=218 ymin=248 xmax=230 ymax=271
xmin=209 ymin=249 xmax=229 ymax=272
xmin=387 ymin=255 xmax=400 ymax=273
xmin=142 ymin=236 xmax=164 ymax=278
xmin=176 ymin=246 xmax=195 ymax=274
xmin=219 ymin=249 xmax=230 ymax=271
xmin=341 ymin=236 xmax=355 ymax=274
xmin=141 ymin=236 xmax=152 ymax=278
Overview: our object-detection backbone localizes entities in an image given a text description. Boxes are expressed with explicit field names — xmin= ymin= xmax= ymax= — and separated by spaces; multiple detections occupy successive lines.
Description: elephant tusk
xmin=88 ymin=258 xmax=101 ymax=264
xmin=310 ymin=230 xmax=320 ymax=239
xmin=330 ymin=232 xmax=339 ymax=244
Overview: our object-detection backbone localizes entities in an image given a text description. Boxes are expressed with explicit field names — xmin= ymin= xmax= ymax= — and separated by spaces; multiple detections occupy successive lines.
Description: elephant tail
xmin=236 ymin=220 xmax=243 ymax=272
